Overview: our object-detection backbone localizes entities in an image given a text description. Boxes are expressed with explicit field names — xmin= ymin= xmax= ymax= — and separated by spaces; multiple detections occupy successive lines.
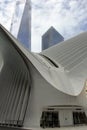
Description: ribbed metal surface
xmin=0 ymin=27 xmax=31 ymax=127
xmin=41 ymin=32 xmax=87 ymax=71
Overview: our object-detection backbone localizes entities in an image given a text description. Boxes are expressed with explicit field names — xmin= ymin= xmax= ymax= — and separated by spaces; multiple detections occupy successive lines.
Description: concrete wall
xmin=77 ymin=84 xmax=87 ymax=115
xmin=59 ymin=110 xmax=73 ymax=126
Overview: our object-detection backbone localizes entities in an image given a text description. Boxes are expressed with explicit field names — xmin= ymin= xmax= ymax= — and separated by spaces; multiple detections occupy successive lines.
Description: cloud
xmin=32 ymin=0 xmax=87 ymax=52
xmin=0 ymin=0 xmax=16 ymax=30
xmin=0 ymin=0 xmax=25 ymax=33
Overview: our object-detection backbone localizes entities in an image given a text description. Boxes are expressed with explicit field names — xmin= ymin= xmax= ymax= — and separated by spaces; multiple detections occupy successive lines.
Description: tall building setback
xmin=42 ymin=26 xmax=64 ymax=50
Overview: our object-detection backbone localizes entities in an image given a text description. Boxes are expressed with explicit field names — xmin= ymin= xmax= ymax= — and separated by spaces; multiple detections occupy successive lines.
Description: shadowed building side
xmin=0 ymin=25 xmax=31 ymax=127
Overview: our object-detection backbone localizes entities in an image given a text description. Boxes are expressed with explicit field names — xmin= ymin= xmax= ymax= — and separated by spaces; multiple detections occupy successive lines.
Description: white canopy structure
xmin=0 ymin=24 xmax=87 ymax=129
xmin=41 ymin=32 xmax=87 ymax=96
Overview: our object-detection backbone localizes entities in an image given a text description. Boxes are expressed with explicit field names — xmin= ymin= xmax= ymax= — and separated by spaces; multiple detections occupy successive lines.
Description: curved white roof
xmin=41 ymin=32 xmax=87 ymax=96
xmin=0 ymin=24 xmax=87 ymax=96
xmin=41 ymin=32 xmax=87 ymax=71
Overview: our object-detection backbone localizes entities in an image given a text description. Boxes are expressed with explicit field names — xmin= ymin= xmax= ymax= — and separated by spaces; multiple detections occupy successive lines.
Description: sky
xmin=0 ymin=0 xmax=87 ymax=52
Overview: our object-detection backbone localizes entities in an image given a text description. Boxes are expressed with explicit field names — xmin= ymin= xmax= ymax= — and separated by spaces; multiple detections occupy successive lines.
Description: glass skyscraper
xmin=42 ymin=26 xmax=64 ymax=51
xmin=11 ymin=0 xmax=31 ymax=51
xmin=17 ymin=0 xmax=31 ymax=50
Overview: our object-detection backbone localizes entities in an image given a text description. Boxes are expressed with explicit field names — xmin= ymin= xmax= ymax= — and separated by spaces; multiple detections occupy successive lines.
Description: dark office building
xmin=42 ymin=26 xmax=64 ymax=50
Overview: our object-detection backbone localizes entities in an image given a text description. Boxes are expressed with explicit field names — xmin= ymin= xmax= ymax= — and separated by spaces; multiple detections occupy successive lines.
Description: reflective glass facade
xmin=42 ymin=26 xmax=64 ymax=51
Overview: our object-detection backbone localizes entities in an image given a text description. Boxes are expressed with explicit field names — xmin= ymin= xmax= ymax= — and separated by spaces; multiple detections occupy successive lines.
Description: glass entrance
xmin=40 ymin=111 xmax=60 ymax=128
xmin=73 ymin=112 xmax=87 ymax=125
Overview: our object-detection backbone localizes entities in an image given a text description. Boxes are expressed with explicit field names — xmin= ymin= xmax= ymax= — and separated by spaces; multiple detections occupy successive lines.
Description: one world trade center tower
xmin=10 ymin=0 xmax=31 ymax=50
